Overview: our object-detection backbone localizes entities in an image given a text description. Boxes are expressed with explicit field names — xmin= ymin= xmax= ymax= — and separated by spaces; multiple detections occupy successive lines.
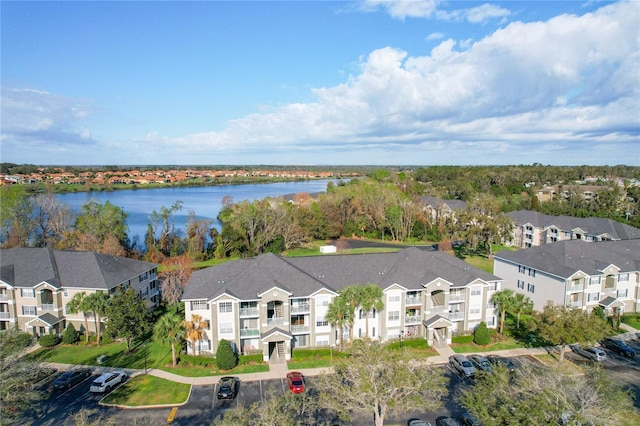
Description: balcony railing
xmin=239 ymin=307 xmax=259 ymax=317
xmin=449 ymin=294 xmax=465 ymax=302
xmin=291 ymin=324 xmax=310 ymax=333
xmin=429 ymin=305 xmax=447 ymax=313
xmin=40 ymin=303 xmax=54 ymax=311
xmin=290 ymin=304 xmax=310 ymax=314
xmin=569 ymin=300 xmax=582 ymax=308
xmin=0 ymin=294 xmax=9 ymax=302
xmin=0 ymin=312 xmax=10 ymax=320
xmin=267 ymin=317 xmax=285 ymax=326
xmin=240 ymin=329 xmax=260 ymax=337
xmin=567 ymin=284 xmax=583 ymax=292
xmin=405 ymin=297 xmax=421 ymax=305
xmin=449 ymin=313 xmax=464 ymax=321
xmin=405 ymin=316 xmax=421 ymax=324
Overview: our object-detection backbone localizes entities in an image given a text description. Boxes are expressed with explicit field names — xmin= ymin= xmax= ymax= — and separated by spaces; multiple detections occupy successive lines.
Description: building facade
xmin=181 ymin=248 xmax=502 ymax=361
xmin=494 ymin=239 xmax=640 ymax=315
xmin=0 ymin=248 xmax=159 ymax=337
xmin=507 ymin=210 xmax=640 ymax=248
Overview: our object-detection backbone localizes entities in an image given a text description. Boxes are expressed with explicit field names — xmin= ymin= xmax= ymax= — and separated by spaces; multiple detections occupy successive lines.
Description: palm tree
xmin=491 ymin=289 xmax=515 ymax=334
xmin=84 ymin=292 xmax=109 ymax=346
xmin=340 ymin=285 xmax=361 ymax=343
xmin=325 ymin=295 xmax=351 ymax=351
xmin=181 ymin=314 xmax=208 ymax=356
xmin=359 ymin=284 xmax=384 ymax=338
xmin=512 ymin=293 xmax=534 ymax=329
xmin=154 ymin=311 xmax=185 ymax=367
xmin=66 ymin=292 xmax=90 ymax=343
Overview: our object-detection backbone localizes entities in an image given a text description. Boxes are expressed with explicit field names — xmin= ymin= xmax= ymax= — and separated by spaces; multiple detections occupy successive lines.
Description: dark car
xmin=436 ymin=417 xmax=462 ymax=426
xmin=286 ymin=371 xmax=305 ymax=394
xmin=460 ymin=412 xmax=483 ymax=426
xmin=601 ymin=338 xmax=636 ymax=358
xmin=408 ymin=419 xmax=432 ymax=426
xmin=217 ymin=376 xmax=240 ymax=399
xmin=52 ymin=368 xmax=91 ymax=390
xmin=486 ymin=355 xmax=516 ymax=372
xmin=467 ymin=354 xmax=493 ymax=373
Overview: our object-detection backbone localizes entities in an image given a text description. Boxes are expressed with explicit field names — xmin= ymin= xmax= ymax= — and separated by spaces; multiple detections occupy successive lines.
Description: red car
xmin=286 ymin=371 xmax=305 ymax=394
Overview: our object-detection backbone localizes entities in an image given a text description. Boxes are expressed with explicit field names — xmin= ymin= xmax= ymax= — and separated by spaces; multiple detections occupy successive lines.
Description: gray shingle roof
xmin=420 ymin=196 xmax=467 ymax=211
xmin=507 ymin=210 xmax=640 ymax=240
xmin=494 ymin=239 xmax=640 ymax=278
xmin=0 ymin=247 xmax=157 ymax=290
xmin=183 ymin=248 xmax=500 ymax=301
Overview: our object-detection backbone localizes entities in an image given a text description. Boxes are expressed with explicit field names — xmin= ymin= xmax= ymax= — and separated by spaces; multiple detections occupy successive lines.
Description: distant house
xmin=420 ymin=196 xmax=467 ymax=223
xmin=0 ymin=248 xmax=159 ymax=337
xmin=494 ymin=239 xmax=640 ymax=315
xmin=507 ymin=210 xmax=640 ymax=248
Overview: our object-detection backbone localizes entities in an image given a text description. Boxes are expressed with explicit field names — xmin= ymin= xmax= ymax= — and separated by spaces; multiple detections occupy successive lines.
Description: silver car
xmin=572 ymin=345 xmax=607 ymax=362
xmin=449 ymin=354 xmax=476 ymax=378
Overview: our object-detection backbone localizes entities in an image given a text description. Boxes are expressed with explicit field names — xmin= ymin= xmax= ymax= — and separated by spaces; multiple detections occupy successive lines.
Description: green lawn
xmin=102 ymin=374 xmax=190 ymax=406
xmin=451 ymin=336 xmax=524 ymax=353
xmin=621 ymin=313 xmax=640 ymax=330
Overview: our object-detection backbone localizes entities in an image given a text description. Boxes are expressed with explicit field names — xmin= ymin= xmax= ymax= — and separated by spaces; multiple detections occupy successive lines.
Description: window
xmin=219 ymin=323 xmax=233 ymax=334
xmin=528 ymin=268 xmax=536 ymax=277
xmin=139 ymin=272 xmax=148 ymax=282
xmin=190 ymin=300 xmax=207 ymax=310
xmin=517 ymin=280 xmax=525 ymax=289
xmin=487 ymin=317 xmax=496 ymax=327
xmin=527 ymin=284 xmax=535 ymax=293
xmin=359 ymin=309 xmax=365 ymax=319
xmin=617 ymin=289 xmax=628 ymax=298
xmin=470 ymin=305 xmax=481 ymax=315
xmin=205 ymin=320 xmax=211 ymax=330
xmin=150 ymin=280 xmax=156 ymax=290
xmin=372 ymin=327 xmax=376 ymax=337
xmin=219 ymin=302 xmax=232 ymax=313
xmin=358 ymin=328 xmax=362 ymax=338
xmin=618 ymin=273 xmax=629 ymax=281
xmin=587 ymin=293 xmax=600 ymax=302
xmin=487 ymin=282 xmax=497 ymax=291
xmin=316 ymin=336 xmax=329 ymax=347
xmin=21 ymin=289 xmax=35 ymax=298
xmin=295 ymin=335 xmax=308 ymax=347
xmin=590 ymin=276 xmax=601 ymax=285
xmin=22 ymin=306 xmax=37 ymax=316
xmin=63 ymin=289 xmax=68 ymax=297
xmin=388 ymin=311 xmax=400 ymax=321
xmin=388 ymin=294 xmax=401 ymax=302
xmin=470 ymin=287 xmax=481 ymax=296
xmin=316 ymin=296 xmax=329 ymax=307
xmin=518 ymin=265 xmax=525 ymax=274
xmin=316 ymin=317 xmax=328 ymax=327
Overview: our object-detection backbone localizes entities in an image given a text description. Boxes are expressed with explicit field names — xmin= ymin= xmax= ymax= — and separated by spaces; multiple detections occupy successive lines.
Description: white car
xmin=90 ymin=371 xmax=127 ymax=393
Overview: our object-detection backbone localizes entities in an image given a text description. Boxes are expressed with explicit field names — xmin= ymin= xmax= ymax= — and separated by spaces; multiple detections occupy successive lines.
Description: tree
xmin=492 ymin=289 xmax=515 ymax=335
xmin=215 ymin=339 xmax=238 ymax=370
xmin=460 ymin=362 xmax=634 ymax=426
xmin=325 ymin=294 xmax=351 ymax=351
xmin=148 ymin=201 xmax=183 ymax=256
xmin=62 ymin=323 xmax=79 ymax=344
xmin=31 ymin=193 xmax=73 ymax=248
xmin=181 ymin=314 xmax=208 ymax=356
xmin=66 ymin=292 xmax=91 ymax=343
xmin=104 ymin=287 xmax=151 ymax=352
xmin=531 ymin=302 xmax=609 ymax=362
xmin=74 ymin=200 xmax=129 ymax=253
xmin=153 ymin=311 xmax=185 ymax=367
xmin=473 ymin=321 xmax=490 ymax=346
xmin=511 ymin=293 xmax=534 ymax=329
xmin=159 ymin=256 xmax=193 ymax=306
xmin=84 ymin=292 xmax=109 ymax=346
xmin=317 ymin=340 xmax=447 ymax=426
xmin=358 ymin=284 xmax=384 ymax=338
xmin=338 ymin=285 xmax=361 ymax=343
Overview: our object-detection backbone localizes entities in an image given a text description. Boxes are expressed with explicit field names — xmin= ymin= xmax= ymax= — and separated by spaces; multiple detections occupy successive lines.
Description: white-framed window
xmin=528 ymin=268 xmax=536 ymax=277
xmin=388 ymin=294 xmax=401 ymax=302
xmin=587 ymin=293 xmax=600 ymax=302
xmin=316 ymin=317 xmax=328 ymax=327
xmin=519 ymin=265 xmax=525 ymax=274
xmin=617 ymin=289 xmax=628 ymax=298
xmin=316 ymin=296 xmax=330 ymax=307
xmin=316 ymin=336 xmax=329 ymax=347
xmin=219 ymin=323 xmax=233 ymax=334
xmin=487 ymin=316 xmax=496 ymax=327
xmin=200 ymin=339 xmax=211 ymax=351
xmin=590 ymin=276 xmax=602 ymax=285
xmin=190 ymin=300 xmax=207 ymax=310
xmin=470 ymin=287 xmax=481 ymax=296
xmin=527 ymin=284 xmax=535 ymax=293
xmin=63 ymin=289 xmax=68 ymax=297
xmin=295 ymin=334 xmax=308 ymax=347
xmin=618 ymin=273 xmax=629 ymax=281
xmin=139 ymin=272 xmax=148 ymax=282
xmin=22 ymin=306 xmax=37 ymax=316
xmin=388 ymin=311 xmax=400 ymax=321
xmin=219 ymin=302 xmax=232 ymax=313
xmin=487 ymin=282 xmax=498 ymax=291
xmin=517 ymin=280 xmax=525 ymax=289
xmin=470 ymin=305 xmax=481 ymax=315
xmin=21 ymin=288 xmax=35 ymax=298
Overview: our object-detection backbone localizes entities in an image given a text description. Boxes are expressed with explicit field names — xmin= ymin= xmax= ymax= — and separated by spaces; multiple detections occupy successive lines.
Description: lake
xmin=55 ymin=180 xmax=338 ymax=244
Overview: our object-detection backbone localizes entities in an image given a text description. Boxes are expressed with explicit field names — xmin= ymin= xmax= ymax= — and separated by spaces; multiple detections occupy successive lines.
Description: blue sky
xmin=1 ymin=0 xmax=639 ymax=166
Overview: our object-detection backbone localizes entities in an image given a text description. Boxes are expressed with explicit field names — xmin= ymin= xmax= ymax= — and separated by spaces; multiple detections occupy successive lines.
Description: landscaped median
xmin=100 ymin=374 xmax=191 ymax=408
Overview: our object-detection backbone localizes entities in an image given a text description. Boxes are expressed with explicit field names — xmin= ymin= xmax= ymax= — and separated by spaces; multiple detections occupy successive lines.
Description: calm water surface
xmin=56 ymin=180 xmax=337 ymax=244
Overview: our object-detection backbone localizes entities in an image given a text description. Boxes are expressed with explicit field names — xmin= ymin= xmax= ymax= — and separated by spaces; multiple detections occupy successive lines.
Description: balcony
xmin=240 ymin=329 xmax=260 ymax=337
xmin=290 ymin=304 xmax=310 ymax=314
xmin=567 ymin=284 xmax=584 ymax=292
xmin=405 ymin=315 xmax=421 ymax=324
xmin=449 ymin=312 xmax=464 ymax=321
xmin=449 ymin=294 xmax=465 ymax=303
xmin=569 ymin=300 xmax=582 ymax=308
xmin=429 ymin=305 xmax=448 ymax=313
xmin=405 ymin=296 xmax=421 ymax=306
xmin=267 ymin=317 xmax=285 ymax=326
xmin=40 ymin=303 xmax=54 ymax=311
xmin=0 ymin=312 xmax=10 ymax=320
xmin=240 ymin=307 xmax=259 ymax=317
xmin=0 ymin=294 xmax=8 ymax=302
xmin=291 ymin=324 xmax=310 ymax=333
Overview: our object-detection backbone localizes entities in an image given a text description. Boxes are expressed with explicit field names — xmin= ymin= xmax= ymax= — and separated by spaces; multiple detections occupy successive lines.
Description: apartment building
xmin=507 ymin=210 xmax=640 ymax=249
xmin=0 ymin=247 xmax=159 ymax=336
xmin=494 ymin=239 xmax=640 ymax=314
xmin=181 ymin=247 xmax=502 ymax=361
xmin=420 ymin=196 xmax=467 ymax=223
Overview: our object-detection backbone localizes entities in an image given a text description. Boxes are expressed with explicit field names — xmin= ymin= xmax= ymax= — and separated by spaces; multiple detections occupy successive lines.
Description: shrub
xmin=216 ymin=339 xmax=238 ymax=370
xmin=178 ymin=353 xmax=215 ymax=368
xmin=38 ymin=334 xmax=60 ymax=347
xmin=62 ymin=323 xmax=78 ymax=344
xmin=474 ymin=322 xmax=491 ymax=346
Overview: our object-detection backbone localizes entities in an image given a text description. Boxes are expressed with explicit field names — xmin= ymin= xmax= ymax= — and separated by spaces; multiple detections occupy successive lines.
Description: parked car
xmin=408 ymin=419 xmax=432 ymax=426
xmin=486 ymin=355 xmax=516 ymax=372
xmin=217 ymin=376 xmax=240 ymax=399
xmin=460 ymin=412 xmax=483 ymax=426
xmin=52 ymin=368 xmax=92 ymax=390
xmin=286 ymin=371 xmax=305 ymax=394
xmin=436 ymin=417 xmax=462 ymax=426
xmin=467 ymin=354 xmax=492 ymax=373
xmin=449 ymin=354 xmax=476 ymax=378
xmin=601 ymin=338 xmax=636 ymax=358
xmin=89 ymin=371 xmax=127 ymax=393
xmin=571 ymin=345 xmax=607 ymax=362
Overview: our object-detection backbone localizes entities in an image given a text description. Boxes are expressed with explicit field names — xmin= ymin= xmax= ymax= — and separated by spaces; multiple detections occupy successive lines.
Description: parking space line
xmin=259 ymin=379 xmax=263 ymax=402
xmin=212 ymin=384 xmax=217 ymax=409
xmin=167 ymin=406 xmax=178 ymax=423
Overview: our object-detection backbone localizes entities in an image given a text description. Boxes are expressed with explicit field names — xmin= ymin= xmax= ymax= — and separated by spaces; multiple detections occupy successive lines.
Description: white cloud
xmin=363 ymin=0 xmax=510 ymax=23
xmin=425 ymin=32 xmax=444 ymax=40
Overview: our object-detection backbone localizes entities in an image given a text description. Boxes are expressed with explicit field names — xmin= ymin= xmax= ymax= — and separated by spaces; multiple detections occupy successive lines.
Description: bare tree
xmin=160 ymin=255 xmax=192 ymax=306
